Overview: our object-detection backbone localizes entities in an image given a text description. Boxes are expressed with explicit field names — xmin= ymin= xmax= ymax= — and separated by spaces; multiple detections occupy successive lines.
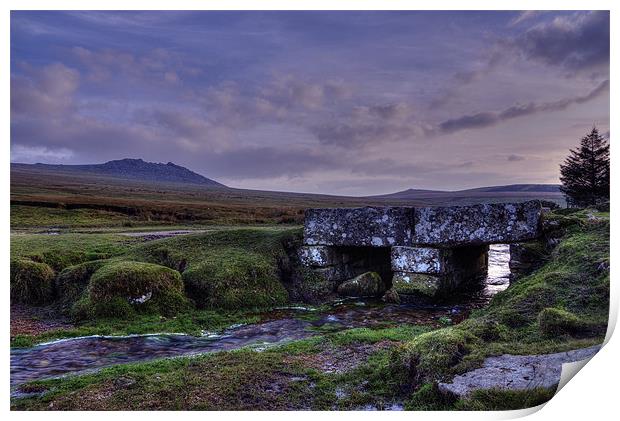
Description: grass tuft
xmin=10 ymin=259 xmax=55 ymax=305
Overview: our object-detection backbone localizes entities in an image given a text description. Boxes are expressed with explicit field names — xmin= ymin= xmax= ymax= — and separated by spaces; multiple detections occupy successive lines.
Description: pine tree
xmin=559 ymin=127 xmax=610 ymax=207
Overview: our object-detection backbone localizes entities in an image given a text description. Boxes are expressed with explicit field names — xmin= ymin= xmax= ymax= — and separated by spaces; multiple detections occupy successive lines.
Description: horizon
xmin=10 ymin=157 xmax=562 ymax=197
xmin=10 ymin=11 xmax=610 ymax=195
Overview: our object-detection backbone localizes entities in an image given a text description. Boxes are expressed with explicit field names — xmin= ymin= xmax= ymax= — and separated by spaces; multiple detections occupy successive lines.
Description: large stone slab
xmin=413 ymin=201 xmax=542 ymax=247
xmin=304 ymin=206 xmax=414 ymax=247
xmin=438 ymin=345 xmax=601 ymax=397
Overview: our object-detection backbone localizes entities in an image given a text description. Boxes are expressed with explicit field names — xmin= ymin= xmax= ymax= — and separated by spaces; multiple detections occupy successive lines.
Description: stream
xmin=11 ymin=244 xmax=511 ymax=394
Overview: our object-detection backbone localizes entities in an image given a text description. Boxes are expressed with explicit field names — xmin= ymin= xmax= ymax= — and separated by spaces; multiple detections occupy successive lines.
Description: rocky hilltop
xmin=12 ymin=158 xmax=226 ymax=187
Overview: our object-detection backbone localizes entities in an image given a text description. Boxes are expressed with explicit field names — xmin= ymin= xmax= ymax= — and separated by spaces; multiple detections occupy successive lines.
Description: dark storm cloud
xmin=513 ymin=11 xmax=609 ymax=72
xmin=438 ymin=79 xmax=609 ymax=134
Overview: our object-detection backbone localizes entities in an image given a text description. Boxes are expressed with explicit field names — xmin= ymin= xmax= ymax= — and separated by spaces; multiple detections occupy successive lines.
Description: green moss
xmin=392 ymin=273 xmax=440 ymax=297
xmin=405 ymin=383 xmax=455 ymax=410
xmin=126 ymin=228 xmax=300 ymax=310
xmin=11 ymin=233 xmax=139 ymax=271
xmin=55 ymin=260 xmax=107 ymax=307
xmin=76 ymin=261 xmax=190 ymax=319
xmin=454 ymin=387 xmax=555 ymax=410
xmin=538 ymin=307 xmax=586 ymax=337
xmin=10 ymin=259 xmax=55 ymax=305
xmin=183 ymin=250 xmax=288 ymax=309
xmin=392 ymin=328 xmax=476 ymax=387
xmin=337 ymin=271 xmax=384 ymax=297
xmin=391 ymin=210 xmax=609 ymax=395
xmin=328 ymin=325 xmax=430 ymax=347
xmin=293 ymin=266 xmax=336 ymax=302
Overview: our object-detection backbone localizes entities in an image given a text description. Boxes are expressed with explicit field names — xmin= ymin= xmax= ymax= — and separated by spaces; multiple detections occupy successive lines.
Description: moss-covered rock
xmin=10 ymin=259 xmax=55 ymax=305
xmin=288 ymin=266 xmax=337 ymax=303
xmin=182 ymin=250 xmax=289 ymax=309
xmin=382 ymin=288 xmax=401 ymax=304
xmin=337 ymin=271 xmax=385 ymax=297
xmin=392 ymin=273 xmax=441 ymax=298
xmin=538 ymin=307 xmax=586 ymax=337
xmin=75 ymin=261 xmax=190 ymax=319
xmin=391 ymin=328 xmax=476 ymax=388
xmin=56 ymin=260 xmax=108 ymax=307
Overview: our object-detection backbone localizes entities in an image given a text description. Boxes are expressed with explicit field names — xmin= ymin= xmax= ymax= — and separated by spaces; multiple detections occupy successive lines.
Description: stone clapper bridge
xmin=300 ymin=201 xmax=543 ymax=302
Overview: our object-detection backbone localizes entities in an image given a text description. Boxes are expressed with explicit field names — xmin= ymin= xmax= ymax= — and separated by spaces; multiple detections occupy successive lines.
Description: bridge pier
xmin=391 ymin=245 xmax=488 ymax=300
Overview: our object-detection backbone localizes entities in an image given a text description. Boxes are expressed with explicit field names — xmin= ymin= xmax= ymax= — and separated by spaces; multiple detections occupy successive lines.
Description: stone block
xmin=303 ymin=206 xmax=414 ymax=247
xmin=298 ymin=246 xmax=340 ymax=267
xmin=391 ymin=246 xmax=451 ymax=274
xmin=392 ymin=272 xmax=442 ymax=298
xmin=413 ymin=200 xmax=542 ymax=247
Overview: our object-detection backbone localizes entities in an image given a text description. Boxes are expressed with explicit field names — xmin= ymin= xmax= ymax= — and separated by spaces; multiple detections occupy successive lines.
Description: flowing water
xmin=11 ymin=244 xmax=511 ymax=393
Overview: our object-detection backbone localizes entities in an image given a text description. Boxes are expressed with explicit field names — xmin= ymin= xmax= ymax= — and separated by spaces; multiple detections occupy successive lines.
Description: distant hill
xmin=371 ymin=184 xmax=561 ymax=199
xmin=465 ymin=184 xmax=561 ymax=193
xmin=11 ymin=158 xmax=226 ymax=188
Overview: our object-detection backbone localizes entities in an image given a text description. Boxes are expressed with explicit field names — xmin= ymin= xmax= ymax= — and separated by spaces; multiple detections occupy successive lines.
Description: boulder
xmin=337 ymin=271 xmax=385 ymax=297
xmin=381 ymin=288 xmax=401 ymax=304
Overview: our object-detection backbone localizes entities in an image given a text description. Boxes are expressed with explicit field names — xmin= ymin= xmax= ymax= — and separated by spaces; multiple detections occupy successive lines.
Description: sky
xmin=10 ymin=10 xmax=610 ymax=195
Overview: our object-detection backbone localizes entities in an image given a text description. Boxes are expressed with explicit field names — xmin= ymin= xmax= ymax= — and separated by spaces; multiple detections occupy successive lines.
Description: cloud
xmin=11 ymin=145 xmax=75 ymax=163
xmin=257 ymin=76 xmax=352 ymax=111
xmin=197 ymin=147 xmax=339 ymax=180
xmin=513 ymin=11 xmax=609 ymax=72
xmin=509 ymin=11 xmax=542 ymax=27
xmin=11 ymin=62 xmax=80 ymax=116
xmin=438 ymin=79 xmax=609 ymax=133
xmin=72 ymin=46 xmax=194 ymax=85
xmin=311 ymin=102 xmax=431 ymax=147
xmin=507 ymin=154 xmax=525 ymax=162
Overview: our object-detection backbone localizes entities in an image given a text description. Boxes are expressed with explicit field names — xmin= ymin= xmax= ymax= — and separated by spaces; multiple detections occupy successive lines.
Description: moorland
xmin=10 ymin=161 xmax=606 ymax=411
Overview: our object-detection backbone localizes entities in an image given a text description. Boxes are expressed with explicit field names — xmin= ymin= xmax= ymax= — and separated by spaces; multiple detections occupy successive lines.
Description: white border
xmin=2 ymin=1 xmax=617 ymax=420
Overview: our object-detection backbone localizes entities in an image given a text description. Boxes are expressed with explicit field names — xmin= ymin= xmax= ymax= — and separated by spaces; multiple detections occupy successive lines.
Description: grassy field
xmin=10 ymin=208 xmax=609 ymax=410
xmin=11 ymin=166 xmax=565 ymax=229
xmin=9 ymin=166 xmax=604 ymax=410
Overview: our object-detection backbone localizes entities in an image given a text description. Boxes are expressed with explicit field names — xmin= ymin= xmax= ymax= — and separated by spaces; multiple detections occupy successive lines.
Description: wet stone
xmin=303 ymin=206 xmax=414 ymax=247
xmin=313 ymin=265 xmax=357 ymax=283
xmin=392 ymin=272 xmax=442 ymax=298
xmin=413 ymin=200 xmax=542 ymax=247
xmin=337 ymin=271 xmax=386 ymax=298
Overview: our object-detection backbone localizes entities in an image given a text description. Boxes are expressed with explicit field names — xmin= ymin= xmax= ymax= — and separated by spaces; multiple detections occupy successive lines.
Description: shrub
xmin=537 ymin=307 xmax=585 ymax=337
xmin=10 ymin=259 xmax=55 ymax=305
xmin=76 ymin=261 xmax=190 ymax=319
xmin=182 ymin=250 xmax=288 ymax=309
